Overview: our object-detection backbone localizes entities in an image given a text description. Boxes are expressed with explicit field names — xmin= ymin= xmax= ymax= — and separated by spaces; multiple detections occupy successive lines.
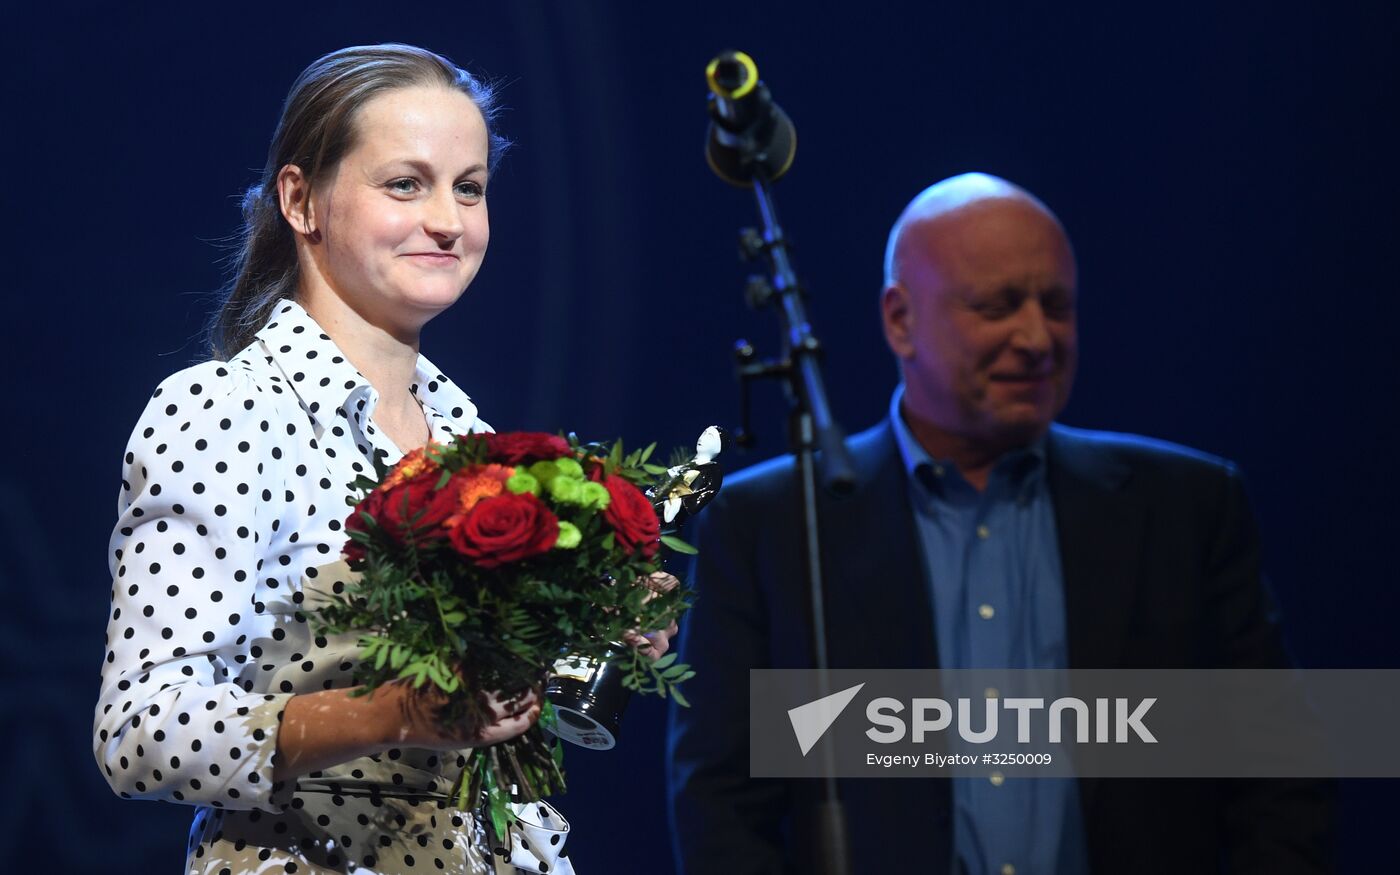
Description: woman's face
xmin=309 ymin=85 xmax=491 ymax=330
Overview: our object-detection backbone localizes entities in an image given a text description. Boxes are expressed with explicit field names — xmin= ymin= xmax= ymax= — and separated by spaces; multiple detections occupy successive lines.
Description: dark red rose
xmin=449 ymin=492 xmax=560 ymax=569
xmin=601 ymin=474 xmax=660 ymax=558
xmin=380 ymin=475 xmax=462 ymax=543
xmin=343 ymin=471 xmax=461 ymax=562
xmin=482 ymin=432 xmax=572 ymax=465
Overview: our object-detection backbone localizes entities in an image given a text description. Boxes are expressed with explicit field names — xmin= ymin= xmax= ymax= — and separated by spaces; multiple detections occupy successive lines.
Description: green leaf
xmin=670 ymin=685 xmax=691 ymax=707
xmin=639 ymin=442 xmax=656 ymax=464
xmin=642 ymin=463 xmax=669 ymax=475
xmin=488 ymin=791 xmax=509 ymax=844
xmin=661 ymin=535 xmax=698 ymax=555
xmin=652 ymin=652 xmax=678 ymax=670
xmin=662 ymin=662 xmax=691 ymax=679
xmin=427 ymin=661 xmax=446 ymax=688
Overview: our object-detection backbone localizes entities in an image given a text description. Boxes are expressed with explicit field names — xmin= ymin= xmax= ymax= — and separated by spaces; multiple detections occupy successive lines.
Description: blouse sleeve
xmin=94 ymin=360 xmax=294 ymax=812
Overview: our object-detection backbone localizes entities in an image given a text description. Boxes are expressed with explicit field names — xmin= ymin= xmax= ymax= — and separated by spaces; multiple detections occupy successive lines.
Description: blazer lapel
xmin=820 ymin=421 xmax=938 ymax=670
xmin=1046 ymin=424 xmax=1143 ymax=670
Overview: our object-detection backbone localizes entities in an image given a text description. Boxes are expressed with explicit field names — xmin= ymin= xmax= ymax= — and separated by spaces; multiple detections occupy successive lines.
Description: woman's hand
xmin=393 ymin=682 xmax=542 ymax=751
xmin=274 ymin=682 xmax=540 ymax=782
xmin=622 ymin=571 xmax=681 ymax=661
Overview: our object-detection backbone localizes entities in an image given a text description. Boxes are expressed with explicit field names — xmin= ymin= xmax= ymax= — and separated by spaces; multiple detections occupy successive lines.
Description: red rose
xmin=380 ymin=475 xmax=462 ymax=543
xmin=343 ymin=469 xmax=461 ymax=562
xmin=449 ymin=492 xmax=560 ymax=569
xmin=482 ymin=432 xmax=572 ymax=465
xmin=601 ymin=474 xmax=660 ymax=558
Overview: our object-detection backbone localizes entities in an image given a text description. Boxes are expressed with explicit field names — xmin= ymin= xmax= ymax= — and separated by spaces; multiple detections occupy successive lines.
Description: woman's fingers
xmin=623 ymin=625 xmax=677 ymax=660
xmin=474 ymin=699 xmax=542 ymax=746
xmin=641 ymin=571 xmax=680 ymax=594
xmin=396 ymin=681 xmax=542 ymax=750
xmin=464 ymin=687 xmax=541 ymax=745
xmin=484 ymin=686 xmax=538 ymax=720
xmin=622 ymin=572 xmax=682 ymax=660
xmin=644 ymin=630 xmax=670 ymax=658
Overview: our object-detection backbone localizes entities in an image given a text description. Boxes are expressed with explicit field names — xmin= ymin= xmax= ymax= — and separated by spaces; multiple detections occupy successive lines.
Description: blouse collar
xmin=252 ymin=297 xmax=479 ymax=438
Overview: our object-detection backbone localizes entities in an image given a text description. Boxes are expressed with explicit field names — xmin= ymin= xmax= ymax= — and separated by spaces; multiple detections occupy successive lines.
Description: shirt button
xmin=978 ymin=604 xmax=995 ymax=620
xmin=989 ymin=771 xmax=1005 ymax=786
xmin=976 ymin=524 xmax=991 ymax=540
xmin=1001 ymin=865 xmax=1016 ymax=875
xmin=933 ymin=465 xmax=945 ymax=477
xmin=985 ymin=687 xmax=999 ymax=699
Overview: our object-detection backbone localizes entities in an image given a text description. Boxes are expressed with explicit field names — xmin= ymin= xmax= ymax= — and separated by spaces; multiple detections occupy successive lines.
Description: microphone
xmin=705 ymin=51 xmax=797 ymax=187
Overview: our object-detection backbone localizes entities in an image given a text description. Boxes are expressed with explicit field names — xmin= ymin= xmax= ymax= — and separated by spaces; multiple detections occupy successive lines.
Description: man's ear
xmin=276 ymin=164 xmax=319 ymax=240
xmin=881 ymin=283 xmax=915 ymax=359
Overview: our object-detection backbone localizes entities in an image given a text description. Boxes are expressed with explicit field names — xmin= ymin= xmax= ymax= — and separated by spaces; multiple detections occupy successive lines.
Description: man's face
xmin=883 ymin=197 xmax=1078 ymax=449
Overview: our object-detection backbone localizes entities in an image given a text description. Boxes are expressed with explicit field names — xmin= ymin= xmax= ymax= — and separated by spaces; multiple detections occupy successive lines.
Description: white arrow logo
xmin=787 ymin=683 xmax=866 ymax=756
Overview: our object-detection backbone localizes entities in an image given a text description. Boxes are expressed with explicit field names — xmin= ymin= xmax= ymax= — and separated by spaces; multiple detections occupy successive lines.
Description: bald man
xmin=665 ymin=174 xmax=1333 ymax=874
xmin=881 ymin=174 xmax=1076 ymax=485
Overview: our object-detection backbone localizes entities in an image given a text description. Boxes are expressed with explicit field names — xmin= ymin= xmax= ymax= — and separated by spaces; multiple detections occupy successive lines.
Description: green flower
xmin=579 ymin=480 xmax=611 ymax=510
xmin=507 ymin=469 xmax=540 ymax=496
xmin=528 ymin=460 xmax=560 ymax=487
xmin=554 ymin=520 xmax=582 ymax=550
xmin=548 ymin=476 xmax=584 ymax=505
xmin=554 ymin=457 xmax=584 ymax=480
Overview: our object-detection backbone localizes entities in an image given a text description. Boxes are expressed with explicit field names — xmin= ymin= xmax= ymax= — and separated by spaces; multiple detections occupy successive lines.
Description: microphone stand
xmin=728 ymin=168 xmax=857 ymax=875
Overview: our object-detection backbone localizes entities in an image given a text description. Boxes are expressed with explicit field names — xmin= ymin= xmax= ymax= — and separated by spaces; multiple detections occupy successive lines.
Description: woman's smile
xmin=401 ymin=251 xmax=461 ymax=267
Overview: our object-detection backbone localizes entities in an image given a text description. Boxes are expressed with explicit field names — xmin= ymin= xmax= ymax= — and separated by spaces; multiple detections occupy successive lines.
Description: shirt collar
xmin=253 ymin=297 xmax=479 ymax=434
xmin=887 ymin=383 xmax=1046 ymax=495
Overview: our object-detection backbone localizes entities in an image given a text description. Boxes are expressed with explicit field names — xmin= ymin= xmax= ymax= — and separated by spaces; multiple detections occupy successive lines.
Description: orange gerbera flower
xmin=379 ymin=443 xmax=443 ymax=491
xmin=446 ymin=464 xmax=515 ymax=527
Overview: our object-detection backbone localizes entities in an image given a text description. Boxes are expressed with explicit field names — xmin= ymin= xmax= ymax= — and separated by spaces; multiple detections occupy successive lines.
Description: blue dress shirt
xmin=888 ymin=384 xmax=1089 ymax=875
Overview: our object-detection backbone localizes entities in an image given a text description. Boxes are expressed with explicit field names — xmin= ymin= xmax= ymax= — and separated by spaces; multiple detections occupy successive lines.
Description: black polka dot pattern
xmin=94 ymin=300 xmax=571 ymax=873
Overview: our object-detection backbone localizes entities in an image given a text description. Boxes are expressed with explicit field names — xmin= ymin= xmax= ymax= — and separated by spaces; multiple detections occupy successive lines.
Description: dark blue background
xmin=5 ymin=1 xmax=1396 ymax=870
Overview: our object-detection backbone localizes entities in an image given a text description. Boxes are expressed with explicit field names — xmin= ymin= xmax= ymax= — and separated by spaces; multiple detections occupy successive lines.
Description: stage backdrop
xmin=4 ymin=1 xmax=1396 ymax=871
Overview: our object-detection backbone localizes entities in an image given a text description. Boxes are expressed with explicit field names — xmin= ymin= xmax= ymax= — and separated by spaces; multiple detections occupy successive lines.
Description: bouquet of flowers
xmin=312 ymin=430 xmax=704 ymax=839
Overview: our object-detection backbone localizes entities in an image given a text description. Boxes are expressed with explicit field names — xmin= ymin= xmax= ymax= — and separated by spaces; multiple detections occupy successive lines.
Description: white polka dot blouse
xmin=95 ymin=299 xmax=577 ymax=874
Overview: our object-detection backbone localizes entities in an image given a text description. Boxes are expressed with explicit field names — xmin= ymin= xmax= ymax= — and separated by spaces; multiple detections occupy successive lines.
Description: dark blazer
xmin=665 ymin=419 xmax=1334 ymax=874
